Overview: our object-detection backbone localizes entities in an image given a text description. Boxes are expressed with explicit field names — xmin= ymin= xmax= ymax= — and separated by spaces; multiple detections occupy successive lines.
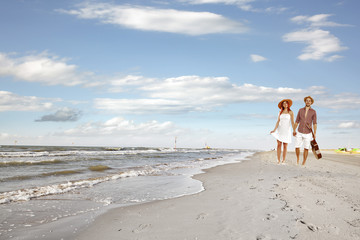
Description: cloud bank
xmin=95 ymin=75 xmax=327 ymax=114
xmin=61 ymin=117 xmax=182 ymax=137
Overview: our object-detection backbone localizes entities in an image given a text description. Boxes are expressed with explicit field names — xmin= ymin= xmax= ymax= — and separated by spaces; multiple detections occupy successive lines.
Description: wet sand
xmin=75 ymin=151 xmax=360 ymax=240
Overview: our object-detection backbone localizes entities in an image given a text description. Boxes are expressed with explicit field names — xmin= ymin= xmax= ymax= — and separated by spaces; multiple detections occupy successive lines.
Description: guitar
xmin=307 ymin=124 xmax=322 ymax=159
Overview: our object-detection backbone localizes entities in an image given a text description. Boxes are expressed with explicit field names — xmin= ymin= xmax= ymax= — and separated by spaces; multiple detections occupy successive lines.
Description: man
xmin=293 ymin=96 xmax=317 ymax=165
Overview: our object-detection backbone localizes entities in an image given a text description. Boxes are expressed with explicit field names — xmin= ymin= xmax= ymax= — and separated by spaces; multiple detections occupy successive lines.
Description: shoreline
xmin=75 ymin=150 xmax=360 ymax=240
xmin=1 ymin=149 xmax=253 ymax=240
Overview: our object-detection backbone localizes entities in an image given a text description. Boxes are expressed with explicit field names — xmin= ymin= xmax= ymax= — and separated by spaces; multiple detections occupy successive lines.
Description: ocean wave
xmin=0 ymin=148 xmax=169 ymax=158
xmin=0 ymin=150 xmax=255 ymax=204
xmin=0 ymin=147 xmax=238 ymax=159
xmin=0 ymin=169 xmax=84 ymax=182
xmin=0 ymin=151 xmax=78 ymax=158
xmin=0 ymin=159 xmax=65 ymax=167
xmin=0 ymin=167 xmax=161 ymax=204
xmin=0 ymin=155 xmax=214 ymax=204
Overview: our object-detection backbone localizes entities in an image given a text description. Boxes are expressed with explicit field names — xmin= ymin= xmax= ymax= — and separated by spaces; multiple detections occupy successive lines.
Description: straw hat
xmin=304 ymin=96 xmax=314 ymax=104
xmin=278 ymin=99 xmax=293 ymax=109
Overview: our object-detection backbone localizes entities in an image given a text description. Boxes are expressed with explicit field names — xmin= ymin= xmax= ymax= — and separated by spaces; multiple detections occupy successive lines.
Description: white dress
xmin=271 ymin=113 xmax=292 ymax=143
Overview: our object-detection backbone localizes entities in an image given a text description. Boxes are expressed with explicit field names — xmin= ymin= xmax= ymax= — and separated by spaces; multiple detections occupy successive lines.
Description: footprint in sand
xmin=298 ymin=220 xmax=318 ymax=232
xmin=307 ymin=224 xmax=318 ymax=232
xmin=351 ymin=205 xmax=360 ymax=212
xmin=315 ymin=199 xmax=325 ymax=206
xmin=347 ymin=219 xmax=360 ymax=227
xmin=196 ymin=213 xmax=207 ymax=220
xmin=132 ymin=223 xmax=151 ymax=233
xmin=264 ymin=213 xmax=278 ymax=221
xmin=326 ymin=225 xmax=340 ymax=235
xmin=256 ymin=234 xmax=272 ymax=240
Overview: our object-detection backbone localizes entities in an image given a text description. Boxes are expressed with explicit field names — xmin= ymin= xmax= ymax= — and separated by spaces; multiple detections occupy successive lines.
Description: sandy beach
xmin=75 ymin=151 xmax=360 ymax=240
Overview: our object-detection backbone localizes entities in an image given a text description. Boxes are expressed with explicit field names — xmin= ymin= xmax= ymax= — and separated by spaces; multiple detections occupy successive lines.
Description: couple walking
xmin=270 ymin=96 xmax=317 ymax=165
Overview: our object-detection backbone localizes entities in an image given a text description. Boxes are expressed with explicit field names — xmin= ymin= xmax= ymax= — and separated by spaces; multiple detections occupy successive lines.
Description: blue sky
xmin=1 ymin=0 xmax=359 ymax=150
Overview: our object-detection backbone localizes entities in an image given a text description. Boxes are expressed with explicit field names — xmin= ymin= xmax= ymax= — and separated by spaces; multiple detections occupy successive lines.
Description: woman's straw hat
xmin=304 ymin=96 xmax=314 ymax=104
xmin=278 ymin=99 xmax=293 ymax=109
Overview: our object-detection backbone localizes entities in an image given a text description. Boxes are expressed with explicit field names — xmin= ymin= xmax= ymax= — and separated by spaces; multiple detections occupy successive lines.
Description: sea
xmin=0 ymin=145 xmax=256 ymax=239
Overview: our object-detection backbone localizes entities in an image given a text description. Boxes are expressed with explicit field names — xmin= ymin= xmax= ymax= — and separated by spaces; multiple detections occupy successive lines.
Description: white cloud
xmin=61 ymin=117 xmax=182 ymax=137
xmin=264 ymin=7 xmax=288 ymax=14
xmin=35 ymin=107 xmax=82 ymax=122
xmin=140 ymin=76 xmax=321 ymax=103
xmin=94 ymin=75 xmax=326 ymax=114
xmin=97 ymin=74 xmax=360 ymax=113
xmin=180 ymin=0 xmax=255 ymax=11
xmin=60 ymin=3 xmax=247 ymax=35
xmin=283 ymin=28 xmax=347 ymax=61
xmin=180 ymin=0 xmax=289 ymax=13
xmin=316 ymin=93 xmax=360 ymax=109
xmin=181 ymin=0 xmax=252 ymax=3
xmin=291 ymin=14 xmax=351 ymax=27
xmin=284 ymin=14 xmax=348 ymax=61
xmin=108 ymin=75 xmax=156 ymax=93
xmin=0 ymin=52 xmax=90 ymax=86
xmin=250 ymin=54 xmax=267 ymax=62
xmin=0 ymin=133 xmax=10 ymax=139
xmin=94 ymin=98 xmax=195 ymax=114
xmin=325 ymin=55 xmax=344 ymax=62
xmin=338 ymin=121 xmax=360 ymax=129
xmin=0 ymin=91 xmax=56 ymax=112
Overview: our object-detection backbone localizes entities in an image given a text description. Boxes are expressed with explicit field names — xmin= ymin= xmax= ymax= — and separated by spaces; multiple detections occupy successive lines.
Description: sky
xmin=1 ymin=0 xmax=360 ymax=150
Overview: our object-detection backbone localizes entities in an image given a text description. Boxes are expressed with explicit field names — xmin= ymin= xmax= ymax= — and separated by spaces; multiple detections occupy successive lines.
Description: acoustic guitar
xmin=307 ymin=124 xmax=322 ymax=159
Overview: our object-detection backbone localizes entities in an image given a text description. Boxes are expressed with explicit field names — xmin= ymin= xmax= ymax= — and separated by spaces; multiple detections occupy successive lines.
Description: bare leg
xmin=276 ymin=140 xmax=281 ymax=164
xmin=302 ymin=149 xmax=309 ymax=165
xmin=295 ymin=148 xmax=300 ymax=165
xmin=282 ymin=143 xmax=288 ymax=163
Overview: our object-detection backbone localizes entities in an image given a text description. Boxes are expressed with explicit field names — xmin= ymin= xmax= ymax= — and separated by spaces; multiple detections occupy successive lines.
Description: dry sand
xmin=75 ymin=151 xmax=360 ymax=240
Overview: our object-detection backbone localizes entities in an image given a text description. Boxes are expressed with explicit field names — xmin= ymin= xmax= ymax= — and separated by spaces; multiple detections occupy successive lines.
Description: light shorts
xmin=295 ymin=132 xmax=312 ymax=150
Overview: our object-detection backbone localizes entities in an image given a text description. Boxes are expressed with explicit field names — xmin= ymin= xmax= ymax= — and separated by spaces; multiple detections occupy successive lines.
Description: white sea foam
xmin=96 ymin=197 xmax=113 ymax=206
xmin=0 ymin=167 xmax=161 ymax=204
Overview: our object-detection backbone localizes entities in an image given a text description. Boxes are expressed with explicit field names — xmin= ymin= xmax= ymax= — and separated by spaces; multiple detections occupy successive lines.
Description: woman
xmin=270 ymin=99 xmax=295 ymax=164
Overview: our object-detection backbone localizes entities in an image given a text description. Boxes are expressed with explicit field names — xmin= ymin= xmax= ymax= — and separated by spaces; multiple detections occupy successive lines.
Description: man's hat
xmin=304 ymin=96 xmax=314 ymax=104
xmin=278 ymin=99 xmax=293 ymax=109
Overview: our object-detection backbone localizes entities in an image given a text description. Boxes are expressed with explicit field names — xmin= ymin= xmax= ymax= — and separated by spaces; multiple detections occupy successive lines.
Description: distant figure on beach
xmin=293 ymin=96 xmax=317 ymax=165
xmin=270 ymin=99 xmax=295 ymax=164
